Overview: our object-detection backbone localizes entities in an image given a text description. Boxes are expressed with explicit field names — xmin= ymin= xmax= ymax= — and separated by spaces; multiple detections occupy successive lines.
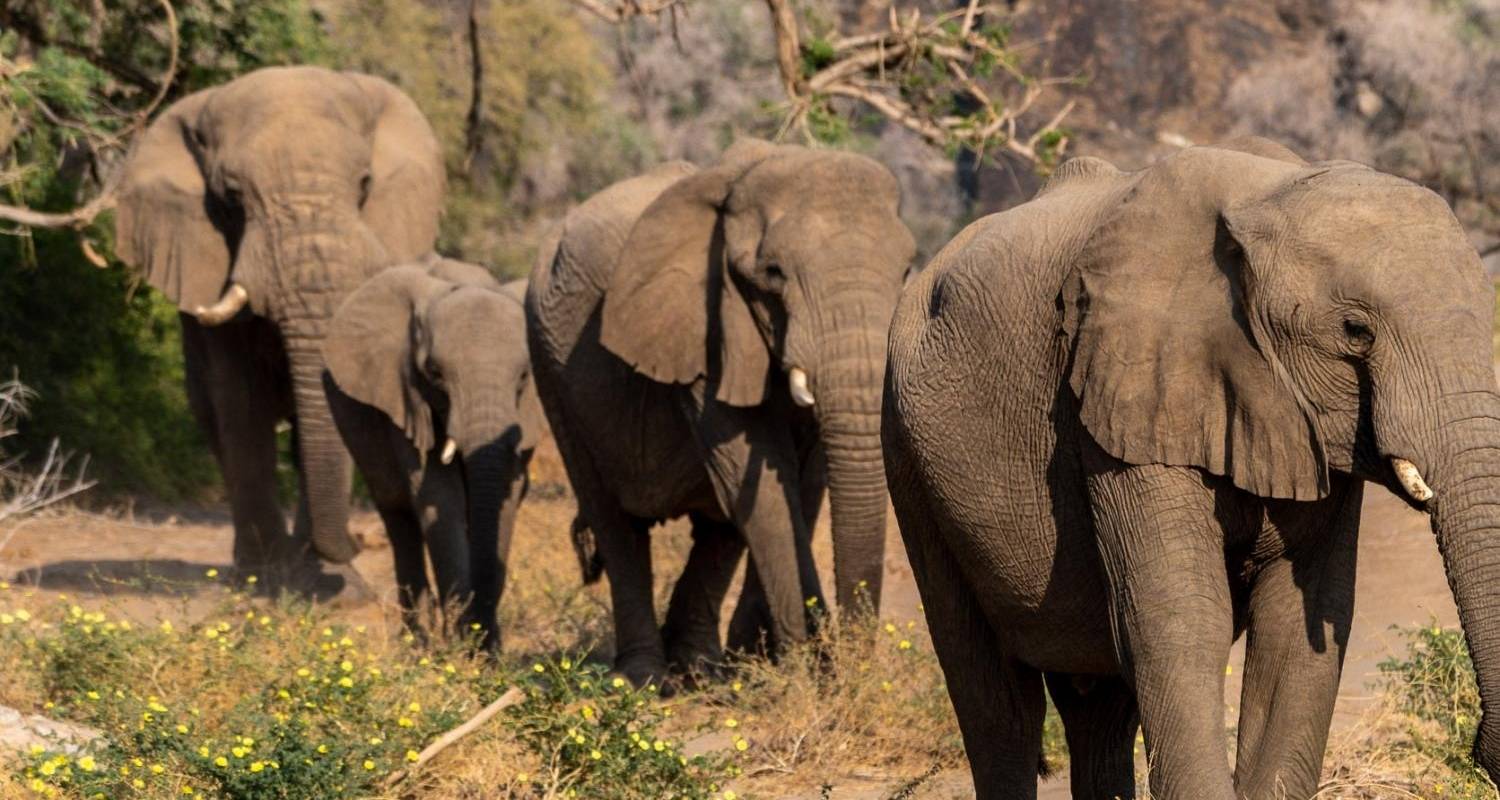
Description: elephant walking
xmin=883 ymin=138 xmax=1500 ymax=798
xmin=526 ymin=140 xmax=915 ymax=687
xmin=323 ymin=259 xmax=544 ymax=650
xmin=114 ymin=67 xmax=445 ymax=590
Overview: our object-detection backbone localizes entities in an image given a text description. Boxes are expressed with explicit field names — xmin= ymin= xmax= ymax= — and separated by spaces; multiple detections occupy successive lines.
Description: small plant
xmin=0 ymin=582 xmax=740 ymax=799
xmin=509 ymin=658 xmax=729 ymax=799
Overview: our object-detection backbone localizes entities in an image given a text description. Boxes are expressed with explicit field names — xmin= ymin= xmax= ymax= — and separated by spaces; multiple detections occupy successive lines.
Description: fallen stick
xmin=385 ymin=686 xmax=526 ymax=787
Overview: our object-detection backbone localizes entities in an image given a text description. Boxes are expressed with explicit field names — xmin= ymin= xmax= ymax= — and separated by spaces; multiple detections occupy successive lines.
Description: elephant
xmin=526 ymin=139 xmax=916 ymax=687
xmin=882 ymin=137 xmax=1500 ymax=799
xmin=322 ymin=257 xmax=543 ymax=650
xmin=114 ymin=66 xmax=445 ymax=590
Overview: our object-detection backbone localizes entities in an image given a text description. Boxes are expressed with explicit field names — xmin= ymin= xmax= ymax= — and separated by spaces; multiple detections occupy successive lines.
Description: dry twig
xmin=383 ymin=686 xmax=526 ymax=787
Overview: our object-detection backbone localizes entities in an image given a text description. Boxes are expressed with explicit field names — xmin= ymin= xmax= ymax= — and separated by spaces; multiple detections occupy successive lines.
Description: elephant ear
xmin=347 ymin=73 xmax=445 ymax=263
xmin=1066 ymin=153 xmax=1327 ymax=501
xmin=599 ymin=139 xmax=779 ymax=405
xmin=115 ymin=89 xmax=231 ymax=313
xmin=323 ymin=265 xmax=451 ymax=454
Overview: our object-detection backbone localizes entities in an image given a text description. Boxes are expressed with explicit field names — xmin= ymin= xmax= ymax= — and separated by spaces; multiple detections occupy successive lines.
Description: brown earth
xmin=0 ymin=438 xmax=1462 ymax=797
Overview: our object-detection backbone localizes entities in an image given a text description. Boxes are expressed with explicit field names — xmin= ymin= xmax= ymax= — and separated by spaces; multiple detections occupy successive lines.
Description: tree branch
xmin=569 ymin=0 xmax=685 ymax=23
xmin=0 ymin=0 xmax=178 ymax=231
xmin=765 ymin=0 xmax=1073 ymax=165
xmin=463 ymin=0 xmax=485 ymax=174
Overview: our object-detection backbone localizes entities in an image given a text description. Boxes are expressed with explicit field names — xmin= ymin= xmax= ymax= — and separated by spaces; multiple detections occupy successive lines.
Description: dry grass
xmin=0 ymin=444 xmax=1491 ymax=797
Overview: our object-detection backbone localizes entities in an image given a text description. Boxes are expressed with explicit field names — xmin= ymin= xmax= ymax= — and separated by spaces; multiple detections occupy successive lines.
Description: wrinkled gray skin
xmin=883 ymin=137 xmax=1500 ymax=799
xmin=113 ymin=66 xmax=445 ymax=591
xmin=527 ymin=140 xmax=915 ymax=687
xmin=322 ymin=259 xmax=543 ymax=651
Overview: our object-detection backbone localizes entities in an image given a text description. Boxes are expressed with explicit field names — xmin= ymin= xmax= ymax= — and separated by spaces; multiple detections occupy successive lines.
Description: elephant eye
xmin=762 ymin=263 xmax=787 ymax=292
xmin=358 ymin=173 xmax=372 ymax=208
xmin=1342 ymin=318 xmax=1375 ymax=354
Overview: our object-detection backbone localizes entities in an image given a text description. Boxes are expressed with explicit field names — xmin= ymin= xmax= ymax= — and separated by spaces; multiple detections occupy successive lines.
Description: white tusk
xmin=1391 ymin=457 xmax=1434 ymax=502
xmin=193 ymin=283 xmax=249 ymax=326
xmin=440 ymin=438 xmax=459 ymax=465
xmin=788 ymin=367 xmax=815 ymax=408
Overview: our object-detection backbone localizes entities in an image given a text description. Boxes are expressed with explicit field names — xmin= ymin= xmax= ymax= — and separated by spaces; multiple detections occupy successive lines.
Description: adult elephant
xmin=322 ymin=258 xmax=543 ymax=649
xmin=114 ymin=66 xmax=444 ymax=590
xmin=527 ymin=140 xmax=915 ymax=687
xmin=883 ymin=138 xmax=1500 ymax=799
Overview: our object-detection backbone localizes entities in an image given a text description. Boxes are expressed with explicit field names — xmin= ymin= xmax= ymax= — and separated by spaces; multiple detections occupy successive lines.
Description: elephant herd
xmin=103 ymin=66 xmax=1500 ymax=799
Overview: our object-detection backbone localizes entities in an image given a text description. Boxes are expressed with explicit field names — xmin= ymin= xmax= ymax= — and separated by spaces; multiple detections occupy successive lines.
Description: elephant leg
xmin=727 ymin=449 xmax=824 ymax=654
xmin=1233 ymin=482 xmax=1361 ymax=798
xmin=181 ymin=318 xmax=301 ymax=585
xmin=414 ymin=461 xmax=471 ymax=641
xmin=662 ymin=512 xmax=744 ymax=678
xmin=1084 ymin=447 xmax=1237 ymax=799
xmin=379 ymin=506 xmax=430 ymax=639
xmin=896 ymin=494 xmax=1045 ymax=799
xmin=596 ymin=511 xmax=667 ymax=689
xmin=1043 ymin=672 xmax=1138 ymax=799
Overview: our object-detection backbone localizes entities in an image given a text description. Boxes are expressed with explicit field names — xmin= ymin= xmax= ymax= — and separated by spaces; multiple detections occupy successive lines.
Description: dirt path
xmin=0 ymin=479 xmax=1459 ymax=798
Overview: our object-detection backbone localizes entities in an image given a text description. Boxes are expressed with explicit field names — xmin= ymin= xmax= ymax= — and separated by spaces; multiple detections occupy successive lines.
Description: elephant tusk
xmin=788 ymin=367 xmax=815 ymax=408
xmin=1391 ymin=457 xmax=1434 ymax=502
xmin=193 ymin=283 xmax=249 ymax=326
xmin=440 ymin=438 xmax=459 ymax=465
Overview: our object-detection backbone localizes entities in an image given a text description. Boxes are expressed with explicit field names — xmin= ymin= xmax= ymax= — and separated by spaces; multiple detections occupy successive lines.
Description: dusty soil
xmin=0 ymin=442 xmax=1458 ymax=798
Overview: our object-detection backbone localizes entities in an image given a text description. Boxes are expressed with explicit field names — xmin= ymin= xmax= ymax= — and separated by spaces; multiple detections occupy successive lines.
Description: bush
xmin=0 ymin=582 xmax=737 ymax=799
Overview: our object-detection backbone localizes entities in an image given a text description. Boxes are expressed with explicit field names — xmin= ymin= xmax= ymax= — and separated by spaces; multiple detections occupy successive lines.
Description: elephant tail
xmin=571 ymin=516 xmax=604 ymax=585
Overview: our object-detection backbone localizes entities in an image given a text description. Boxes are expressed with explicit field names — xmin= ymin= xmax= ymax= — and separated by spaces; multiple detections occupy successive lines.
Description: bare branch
xmin=463 ymin=0 xmax=485 ymax=174
xmin=764 ymin=0 xmax=1073 ymax=165
xmin=0 ymin=378 xmax=95 ymax=562
xmin=569 ymin=0 xmax=685 ymax=23
xmin=0 ymin=0 xmax=179 ymax=232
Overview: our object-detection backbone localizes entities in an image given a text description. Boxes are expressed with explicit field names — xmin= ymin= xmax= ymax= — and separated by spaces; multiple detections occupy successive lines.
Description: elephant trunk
xmin=452 ymin=389 xmax=523 ymax=651
xmin=286 ymin=331 xmax=358 ymax=563
xmin=1424 ymin=385 xmax=1500 ymax=782
xmin=817 ymin=321 xmax=892 ymax=617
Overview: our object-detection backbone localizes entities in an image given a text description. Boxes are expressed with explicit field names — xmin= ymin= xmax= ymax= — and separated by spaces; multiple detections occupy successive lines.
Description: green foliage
xmin=1377 ymin=624 xmax=1495 ymax=795
xmin=511 ymin=659 xmax=730 ymax=799
xmin=0 ymin=586 xmax=737 ymax=799
xmin=800 ymin=36 xmax=836 ymax=77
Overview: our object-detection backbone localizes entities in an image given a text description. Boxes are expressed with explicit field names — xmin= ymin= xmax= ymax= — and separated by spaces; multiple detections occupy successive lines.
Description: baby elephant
xmin=323 ymin=258 xmax=544 ymax=650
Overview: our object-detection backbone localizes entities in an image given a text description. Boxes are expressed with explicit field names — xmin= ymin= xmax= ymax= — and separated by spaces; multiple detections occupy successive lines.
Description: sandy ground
xmin=0 ymin=446 xmax=1459 ymax=798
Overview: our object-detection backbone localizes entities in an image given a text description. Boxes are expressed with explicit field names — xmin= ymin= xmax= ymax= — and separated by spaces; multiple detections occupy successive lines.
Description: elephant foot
xmin=664 ymin=637 xmax=728 ymax=686
xmin=614 ymin=656 xmax=675 ymax=697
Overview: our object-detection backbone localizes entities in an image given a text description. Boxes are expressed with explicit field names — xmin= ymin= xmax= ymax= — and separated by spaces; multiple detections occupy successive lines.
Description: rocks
xmin=0 ymin=704 xmax=103 ymax=756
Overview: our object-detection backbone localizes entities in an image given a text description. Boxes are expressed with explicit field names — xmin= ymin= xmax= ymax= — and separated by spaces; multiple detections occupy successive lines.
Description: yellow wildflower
xmin=898 ymin=639 xmax=912 ymax=650
xmin=406 ymin=750 xmax=420 ymax=763
xmin=78 ymin=756 xmax=96 ymax=771
xmin=734 ymin=738 xmax=749 ymax=752
xmin=723 ymin=718 xmax=739 ymax=729
xmin=590 ymin=749 xmax=602 ymax=760
xmin=362 ymin=760 xmax=375 ymax=771
xmin=214 ymin=756 xmax=228 ymax=768
xmin=205 ymin=569 xmax=218 ymax=578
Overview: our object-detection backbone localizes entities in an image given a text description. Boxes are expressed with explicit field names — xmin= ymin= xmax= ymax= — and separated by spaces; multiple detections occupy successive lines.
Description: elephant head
xmin=322 ymin=260 xmax=542 ymax=641
xmin=599 ymin=139 xmax=917 ymax=612
xmin=115 ymin=66 xmax=445 ymax=564
xmin=1063 ymin=137 xmax=1500 ymax=778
